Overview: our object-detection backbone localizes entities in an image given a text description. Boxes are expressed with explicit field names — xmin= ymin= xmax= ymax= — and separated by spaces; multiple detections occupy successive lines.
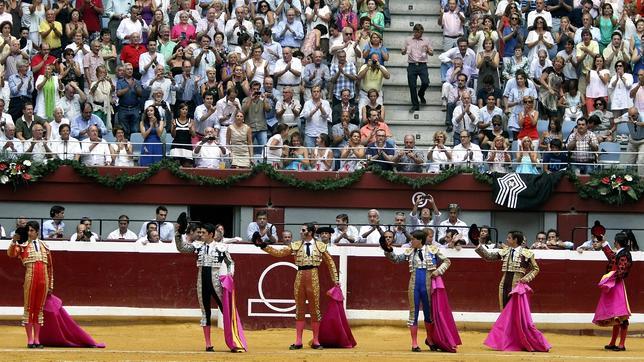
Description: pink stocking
xmin=25 ymin=323 xmax=33 ymax=344
xmin=202 ymin=326 xmax=212 ymax=348
xmin=409 ymin=325 xmax=419 ymax=348
xmin=295 ymin=320 xmax=305 ymax=346
xmin=424 ymin=322 xmax=434 ymax=345
xmin=609 ymin=325 xmax=619 ymax=346
xmin=33 ymin=323 xmax=41 ymax=344
xmin=311 ymin=321 xmax=321 ymax=345
xmin=618 ymin=323 xmax=628 ymax=348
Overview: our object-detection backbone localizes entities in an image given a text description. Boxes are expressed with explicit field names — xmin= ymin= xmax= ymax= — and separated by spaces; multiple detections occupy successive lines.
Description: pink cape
xmin=319 ymin=285 xmax=357 ymax=348
xmin=430 ymin=277 xmax=461 ymax=353
xmin=40 ymin=294 xmax=105 ymax=348
xmin=592 ymin=271 xmax=631 ymax=326
xmin=484 ymin=283 xmax=550 ymax=352
xmin=219 ymin=275 xmax=248 ymax=351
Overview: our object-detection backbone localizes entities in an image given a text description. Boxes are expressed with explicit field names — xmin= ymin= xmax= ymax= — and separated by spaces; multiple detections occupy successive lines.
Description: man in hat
xmin=252 ymin=223 xmax=339 ymax=350
xmin=436 ymin=204 xmax=469 ymax=244
xmin=317 ymin=227 xmax=334 ymax=244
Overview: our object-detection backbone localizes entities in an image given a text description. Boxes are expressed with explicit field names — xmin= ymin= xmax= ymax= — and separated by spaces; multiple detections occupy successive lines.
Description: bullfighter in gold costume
xmin=7 ymin=221 xmax=54 ymax=349
xmin=253 ymin=223 xmax=339 ymax=350
xmin=472 ymin=228 xmax=540 ymax=310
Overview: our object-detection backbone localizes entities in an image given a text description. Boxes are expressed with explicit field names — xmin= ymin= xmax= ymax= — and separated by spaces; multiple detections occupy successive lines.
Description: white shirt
xmin=70 ymin=232 xmax=98 ymax=242
xmin=224 ymin=18 xmax=254 ymax=45
xmin=275 ymin=98 xmax=301 ymax=126
xmin=117 ymin=17 xmax=150 ymax=42
xmin=48 ymin=119 xmax=70 ymax=141
xmin=50 ymin=137 xmax=82 ymax=160
xmin=139 ymin=52 xmax=166 ymax=86
xmin=138 ymin=221 xmax=174 ymax=241
xmin=56 ymin=95 xmax=83 ymax=122
xmin=174 ymin=9 xmax=201 ymax=26
xmin=81 ymin=139 xmax=112 ymax=166
xmin=358 ymin=225 xmax=387 ymax=244
xmin=0 ymin=136 xmax=23 ymax=157
xmin=196 ymin=18 xmax=224 ymax=43
xmin=194 ymin=141 xmax=227 ymax=168
xmin=194 ymin=104 xmax=220 ymax=135
xmin=0 ymin=112 xmax=14 ymax=138
xmin=24 ymin=138 xmax=48 ymax=163
xmin=274 ymin=57 xmax=303 ymax=86
xmin=452 ymin=142 xmax=484 ymax=166
xmin=301 ymin=99 xmax=331 ymax=137
xmin=452 ymin=104 xmax=480 ymax=134
xmin=436 ymin=218 xmax=469 ymax=244
xmin=331 ymin=225 xmax=360 ymax=244
xmin=193 ymin=48 xmax=217 ymax=79
xmin=65 ymin=42 xmax=91 ymax=72
xmin=106 ymin=228 xmax=138 ymax=240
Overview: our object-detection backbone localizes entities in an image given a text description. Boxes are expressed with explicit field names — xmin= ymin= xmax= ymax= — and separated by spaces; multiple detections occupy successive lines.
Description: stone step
xmin=381 ymin=85 xmax=443 ymax=106
xmin=388 ymin=15 xmax=442 ymax=32
xmin=384 ymin=66 xmax=442 ymax=86
xmin=389 ymin=1 xmax=442 ymax=14
xmin=385 ymin=105 xmax=446 ymax=122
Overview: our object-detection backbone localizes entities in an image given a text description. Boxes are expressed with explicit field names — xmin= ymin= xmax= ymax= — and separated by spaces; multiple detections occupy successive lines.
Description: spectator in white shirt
xmin=331 ymin=213 xmax=360 ymax=244
xmin=81 ymin=125 xmax=112 ymax=166
xmin=452 ymin=130 xmax=484 ymax=168
xmin=193 ymin=126 xmax=228 ymax=168
xmin=0 ymin=123 xmax=23 ymax=157
xmin=436 ymin=204 xmax=470 ymax=244
xmin=50 ymin=123 xmax=81 ymax=161
xmin=358 ymin=209 xmax=386 ymax=244
xmin=300 ymin=85 xmax=332 ymax=148
xmin=117 ymin=4 xmax=150 ymax=43
xmin=106 ymin=215 xmax=138 ymax=240
xmin=247 ymin=210 xmax=278 ymax=244
xmin=70 ymin=223 xmax=98 ymax=243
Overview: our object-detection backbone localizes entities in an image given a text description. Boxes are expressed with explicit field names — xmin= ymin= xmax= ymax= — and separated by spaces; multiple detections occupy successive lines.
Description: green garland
xmin=4 ymin=157 xmax=642 ymax=205
xmin=571 ymin=169 xmax=644 ymax=205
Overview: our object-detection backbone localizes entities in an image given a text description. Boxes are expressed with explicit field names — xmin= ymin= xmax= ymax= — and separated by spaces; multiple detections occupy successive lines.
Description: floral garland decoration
xmin=2 ymin=156 xmax=641 ymax=205
xmin=0 ymin=159 xmax=35 ymax=187
xmin=576 ymin=169 xmax=643 ymax=205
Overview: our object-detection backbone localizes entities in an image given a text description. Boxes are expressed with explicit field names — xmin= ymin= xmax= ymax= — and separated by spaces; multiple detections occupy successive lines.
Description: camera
xmin=83 ymin=230 xmax=92 ymax=238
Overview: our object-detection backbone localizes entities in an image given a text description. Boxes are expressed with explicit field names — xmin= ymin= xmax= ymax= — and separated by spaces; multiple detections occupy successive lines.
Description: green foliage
xmin=3 ymin=157 xmax=641 ymax=206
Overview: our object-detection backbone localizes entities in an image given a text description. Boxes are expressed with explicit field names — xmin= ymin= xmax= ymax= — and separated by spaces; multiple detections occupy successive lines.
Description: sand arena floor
xmin=0 ymin=322 xmax=642 ymax=361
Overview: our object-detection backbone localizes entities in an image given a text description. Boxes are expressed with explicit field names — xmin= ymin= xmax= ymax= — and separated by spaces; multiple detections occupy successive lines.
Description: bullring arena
xmin=1 ymin=242 xmax=642 ymax=361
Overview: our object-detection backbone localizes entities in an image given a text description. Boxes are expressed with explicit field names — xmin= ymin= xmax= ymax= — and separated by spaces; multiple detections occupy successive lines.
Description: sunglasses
xmin=524 ymin=100 xmax=534 ymax=103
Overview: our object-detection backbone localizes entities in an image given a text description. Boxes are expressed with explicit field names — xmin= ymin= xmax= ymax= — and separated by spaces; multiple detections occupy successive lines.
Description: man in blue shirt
xmin=116 ymin=63 xmax=143 ymax=138
xmin=366 ymin=129 xmax=396 ymax=171
xmin=71 ymin=103 xmax=108 ymax=140
xmin=273 ymin=9 xmax=304 ymax=49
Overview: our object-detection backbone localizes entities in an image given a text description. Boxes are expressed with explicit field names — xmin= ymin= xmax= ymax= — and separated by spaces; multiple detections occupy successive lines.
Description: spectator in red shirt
xmin=120 ymin=33 xmax=147 ymax=80
xmin=30 ymin=43 xmax=58 ymax=80
xmin=76 ymin=0 xmax=104 ymax=35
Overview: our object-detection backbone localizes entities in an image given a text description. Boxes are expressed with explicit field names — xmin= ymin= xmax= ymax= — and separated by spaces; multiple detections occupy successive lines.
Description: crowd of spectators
xmin=0 ymin=0 xmax=640 ymax=175
xmin=437 ymin=0 xmax=644 ymax=175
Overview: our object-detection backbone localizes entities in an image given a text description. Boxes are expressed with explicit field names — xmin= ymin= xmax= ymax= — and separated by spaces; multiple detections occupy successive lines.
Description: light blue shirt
xmin=273 ymin=20 xmax=304 ymax=49
xmin=9 ymin=73 xmax=33 ymax=98
xmin=71 ymin=114 xmax=108 ymax=140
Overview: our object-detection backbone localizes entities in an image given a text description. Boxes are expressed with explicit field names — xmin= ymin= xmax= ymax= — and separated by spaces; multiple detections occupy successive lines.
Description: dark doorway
xmin=188 ymin=205 xmax=235 ymax=237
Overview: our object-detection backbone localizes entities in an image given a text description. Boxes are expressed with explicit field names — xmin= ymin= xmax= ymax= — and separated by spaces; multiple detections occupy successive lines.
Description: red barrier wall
xmin=1 ymin=244 xmax=641 ymax=329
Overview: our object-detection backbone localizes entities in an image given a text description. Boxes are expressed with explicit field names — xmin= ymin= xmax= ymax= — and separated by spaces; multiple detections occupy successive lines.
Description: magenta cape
xmin=219 ymin=275 xmax=248 ymax=351
xmin=483 ymin=283 xmax=550 ymax=352
xmin=319 ymin=285 xmax=357 ymax=348
xmin=40 ymin=294 xmax=105 ymax=348
xmin=430 ymin=277 xmax=461 ymax=353
xmin=592 ymin=271 xmax=631 ymax=326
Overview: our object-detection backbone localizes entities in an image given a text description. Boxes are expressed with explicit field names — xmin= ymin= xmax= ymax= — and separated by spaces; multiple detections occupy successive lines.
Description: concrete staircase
xmin=383 ymin=1 xmax=446 ymax=147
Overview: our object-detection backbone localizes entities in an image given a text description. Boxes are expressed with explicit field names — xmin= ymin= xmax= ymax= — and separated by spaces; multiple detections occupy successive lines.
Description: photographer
xmin=194 ymin=35 xmax=217 ymax=80
xmin=242 ymin=81 xmax=271 ymax=157
xmin=225 ymin=7 xmax=254 ymax=46
xmin=357 ymin=54 xmax=390 ymax=119
xmin=193 ymin=127 xmax=229 ymax=168
xmin=393 ymin=134 xmax=424 ymax=172
xmin=70 ymin=223 xmax=98 ymax=242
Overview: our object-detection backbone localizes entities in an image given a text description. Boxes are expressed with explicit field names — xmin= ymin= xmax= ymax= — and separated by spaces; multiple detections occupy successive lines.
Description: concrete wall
xmin=0 ymin=202 xmax=187 ymax=238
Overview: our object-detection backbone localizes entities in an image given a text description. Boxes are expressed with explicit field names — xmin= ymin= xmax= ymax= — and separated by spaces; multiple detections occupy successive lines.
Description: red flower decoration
xmin=615 ymin=177 xmax=624 ymax=184
xmin=621 ymin=185 xmax=631 ymax=191
xmin=22 ymin=173 xmax=32 ymax=181
xmin=601 ymin=177 xmax=610 ymax=185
